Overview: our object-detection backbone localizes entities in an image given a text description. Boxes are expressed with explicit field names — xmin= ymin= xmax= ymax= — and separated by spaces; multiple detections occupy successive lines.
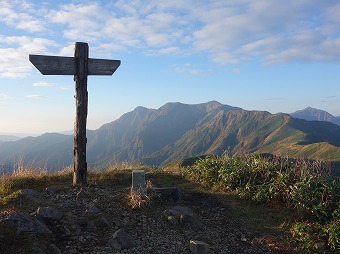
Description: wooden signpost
xmin=29 ymin=42 xmax=120 ymax=186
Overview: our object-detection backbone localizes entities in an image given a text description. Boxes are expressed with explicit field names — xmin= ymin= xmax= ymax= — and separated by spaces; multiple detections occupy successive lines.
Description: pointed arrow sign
xmin=29 ymin=55 xmax=120 ymax=75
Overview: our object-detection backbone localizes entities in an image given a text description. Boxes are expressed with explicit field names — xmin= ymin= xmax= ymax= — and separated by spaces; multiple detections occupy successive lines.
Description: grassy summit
xmin=0 ymin=155 xmax=339 ymax=253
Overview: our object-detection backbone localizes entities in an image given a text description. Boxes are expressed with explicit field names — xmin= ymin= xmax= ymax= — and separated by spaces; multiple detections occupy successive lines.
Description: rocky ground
xmin=0 ymin=172 xmax=298 ymax=254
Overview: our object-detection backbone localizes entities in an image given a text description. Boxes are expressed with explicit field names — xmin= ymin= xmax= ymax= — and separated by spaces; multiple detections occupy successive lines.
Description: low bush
xmin=185 ymin=153 xmax=340 ymax=251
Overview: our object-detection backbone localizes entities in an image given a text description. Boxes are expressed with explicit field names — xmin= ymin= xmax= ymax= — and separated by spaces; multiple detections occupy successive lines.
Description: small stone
xmin=164 ymin=206 xmax=195 ymax=226
xmin=99 ymin=217 xmax=111 ymax=228
xmin=167 ymin=216 xmax=178 ymax=225
xmin=64 ymin=249 xmax=78 ymax=254
xmin=37 ymin=206 xmax=63 ymax=221
xmin=64 ymin=227 xmax=72 ymax=236
xmin=76 ymin=188 xmax=89 ymax=199
xmin=30 ymin=247 xmax=45 ymax=254
xmin=240 ymin=233 xmax=247 ymax=242
xmin=20 ymin=188 xmax=42 ymax=203
xmin=107 ymin=229 xmax=137 ymax=250
xmin=189 ymin=240 xmax=210 ymax=254
xmin=86 ymin=204 xmax=101 ymax=215
xmin=45 ymin=186 xmax=57 ymax=195
xmin=47 ymin=244 xmax=62 ymax=254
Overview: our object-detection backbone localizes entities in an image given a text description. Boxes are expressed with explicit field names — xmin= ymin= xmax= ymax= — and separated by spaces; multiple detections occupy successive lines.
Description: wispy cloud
xmin=1 ymin=0 xmax=340 ymax=79
xmin=0 ymin=36 xmax=57 ymax=78
xmin=0 ymin=1 xmax=46 ymax=32
xmin=226 ymin=68 xmax=241 ymax=74
xmin=0 ymin=93 xmax=10 ymax=100
xmin=60 ymin=86 xmax=71 ymax=91
xmin=33 ymin=81 xmax=55 ymax=87
xmin=174 ymin=63 xmax=213 ymax=76
xmin=25 ymin=95 xmax=48 ymax=99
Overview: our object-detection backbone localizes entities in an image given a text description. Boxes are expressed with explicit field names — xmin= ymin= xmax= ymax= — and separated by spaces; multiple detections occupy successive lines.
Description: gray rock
xmin=48 ymin=244 xmax=62 ymax=254
xmin=20 ymin=188 xmax=42 ymax=203
xmin=31 ymin=247 xmax=45 ymax=254
xmin=76 ymin=188 xmax=90 ymax=202
xmin=164 ymin=206 xmax=195 ymax=226
xmin=86 ymin=220 xmax=97 ymax=231
xmin=107 ymin=229 xmax=137 ymax=250
xmin=99 ymin=217 xmax=111 ymax=228
xmin=148 ymin=187 xmax=180 ymax=202
xmin=86 ymin=204 xmax=101 ymax=215
xmin=45 ymin=186 xmax=57 ymax=195
xmin=189 ymin=240 xmax=211 ymax=254
xmin=0 ymin=211 xmax=51 ymax=234
xmin=37 ymin=206 xmax=63 ymax=221
xmin=64 ymin=249 xmax=78 ymax=254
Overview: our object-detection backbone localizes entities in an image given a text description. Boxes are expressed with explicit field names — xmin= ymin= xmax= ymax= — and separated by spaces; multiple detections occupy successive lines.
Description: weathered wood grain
xmin=29 ymin=55 xmax=75 ymax=75
xmin=29 ymin=55 xmax=120 ymax=75
xmin=73 ymin=42 xmax=88 ymax=186
xmin=29 ymin=42 xmax=121 ymax=187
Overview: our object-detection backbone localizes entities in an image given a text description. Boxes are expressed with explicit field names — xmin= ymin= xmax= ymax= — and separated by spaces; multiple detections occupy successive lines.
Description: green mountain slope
xmin=143 ymin=110 xmax=340 ymax=165
xmin=0 ymin=101 xmax=339 ymax=171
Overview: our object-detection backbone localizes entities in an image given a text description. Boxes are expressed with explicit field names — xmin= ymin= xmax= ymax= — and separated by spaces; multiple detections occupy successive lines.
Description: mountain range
xmin=1 ymin=101 xmax=340 ymax=173
xmin=0 ymin=135 xmax=22 ymax=143
xmin=290 ymin=107 xmax=340 ymax=125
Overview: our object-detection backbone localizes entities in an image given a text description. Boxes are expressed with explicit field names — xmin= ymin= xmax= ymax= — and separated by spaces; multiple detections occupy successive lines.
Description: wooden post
xmin=73 ymin=42 xmax=89 ymax=186
xmin=29 ymin=42 xmax=120 ymax=187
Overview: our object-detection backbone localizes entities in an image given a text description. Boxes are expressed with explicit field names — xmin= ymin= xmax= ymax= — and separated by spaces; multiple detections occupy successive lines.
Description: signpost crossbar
xmin=29 ymin=42 xmax=121 ymax=186
xmin=29 ymin=55 xmax=120 ymax=75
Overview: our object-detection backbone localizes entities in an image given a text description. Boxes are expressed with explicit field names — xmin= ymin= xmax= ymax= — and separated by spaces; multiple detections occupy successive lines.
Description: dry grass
xmin=0 ymin=159 xmax=309 ymax=253
xmin=128 ymin=192 xmax=151 ymax=209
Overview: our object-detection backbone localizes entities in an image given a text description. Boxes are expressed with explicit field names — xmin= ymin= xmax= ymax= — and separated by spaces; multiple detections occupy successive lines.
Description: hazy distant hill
xmin=290 ymin=107 xmax=340 ymax=126
xmin=1 ymin=101 xmax=340 ymax=172
xmin=0 ymin=135 xmax=22 ymax=143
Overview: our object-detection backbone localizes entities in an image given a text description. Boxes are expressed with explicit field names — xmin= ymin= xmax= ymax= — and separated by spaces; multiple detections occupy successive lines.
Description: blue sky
xmin=1 ymin=0 xmax=340 ymax=134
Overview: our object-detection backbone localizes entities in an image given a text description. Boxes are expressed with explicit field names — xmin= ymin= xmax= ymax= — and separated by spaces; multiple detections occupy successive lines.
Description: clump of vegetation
xmin=128 ymin=192 xmax=151 ymax=209
xmin=184 ymin=153 xmax=340 ymax=251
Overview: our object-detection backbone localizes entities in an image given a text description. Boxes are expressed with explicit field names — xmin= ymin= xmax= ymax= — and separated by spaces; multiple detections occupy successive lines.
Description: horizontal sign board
xmin=29 ymin=55 xmax=121 ymax=75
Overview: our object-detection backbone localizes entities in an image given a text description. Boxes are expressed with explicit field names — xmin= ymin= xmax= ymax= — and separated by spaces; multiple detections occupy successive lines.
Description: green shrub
xmin=184 ymin=153 xmax=340 ymax=251
xmin=323 ymin=219 xmax=340 ymax=250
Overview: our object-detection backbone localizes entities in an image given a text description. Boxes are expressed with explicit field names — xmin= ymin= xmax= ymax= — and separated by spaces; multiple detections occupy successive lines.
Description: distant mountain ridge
xmin=0 ymin=135 xmax=22 ymax=143
xmin=290 ymin=107 xmax=340 ymax=126
xmin=1 ymin=101 xmax=340 ymax=172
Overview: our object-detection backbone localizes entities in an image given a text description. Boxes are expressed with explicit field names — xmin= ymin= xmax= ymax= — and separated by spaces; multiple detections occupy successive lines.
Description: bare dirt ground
xmin=0 ymin=171 xmax=302 ymax=254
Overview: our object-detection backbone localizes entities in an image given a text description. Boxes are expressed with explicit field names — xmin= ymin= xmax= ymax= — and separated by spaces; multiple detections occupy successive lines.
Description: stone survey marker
xmin=29 ymin=42 xmax=120 ymax=186
xmin=131 ymin=170 xmax=147 ymax=195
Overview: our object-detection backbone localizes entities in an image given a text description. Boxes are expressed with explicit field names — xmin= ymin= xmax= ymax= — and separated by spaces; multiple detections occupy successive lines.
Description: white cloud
xmin=0 ymin=93 xmax=10 ymax=100
xmin=91 ymin=43 xmax=127 ymax=58
xmin=33 ymin=82 xmax=55 ymax=87
xmin=146 ymin=46 xmax=181 ymax=56
xmin=0 ymin=0 xmax=46 ymax=32
xmin=60 ymin=86 xmax=71 ymax=91
xmin=191 ymin=0 xmax=340 ymax=64
xmin=58 ymin=43 xmax=75 ymax=56
xmin=227 ymin=68 xmax=241 ymax=74
xmin=46 ymin=3 xmax=108 ymax=43
xmin=1 ymin=0 xmax=340 ymax=80
xmin=0 ymin=36 xmax=56 ymax=78
xmin=174 ymin=63 xmax=213 ymax=76
xmin=25 ymin=95 xmax=48 ymax=99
